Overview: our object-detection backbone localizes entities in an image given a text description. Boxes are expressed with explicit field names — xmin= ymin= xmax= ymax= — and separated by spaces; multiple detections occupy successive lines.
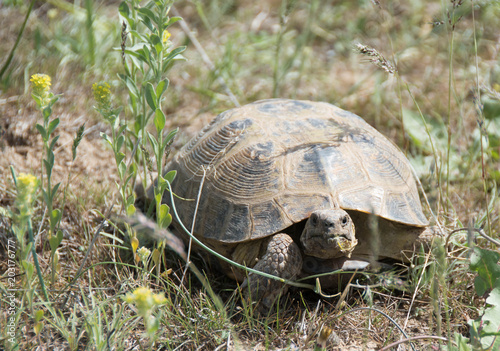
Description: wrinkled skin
xmin=242 ymin=209 xmax=357 ymax=313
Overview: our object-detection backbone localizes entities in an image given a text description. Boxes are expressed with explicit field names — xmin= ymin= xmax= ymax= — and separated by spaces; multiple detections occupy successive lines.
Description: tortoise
xmin=161 ymin=99 xmax=431 ymax=312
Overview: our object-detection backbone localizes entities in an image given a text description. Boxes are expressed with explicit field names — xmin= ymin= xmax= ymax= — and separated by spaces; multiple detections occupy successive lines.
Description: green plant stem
xmin=0 ymin=0 xmax=36 ymax=80
xmin=85 ymin=0 xmax=96 ymax=65
xmin=28 ymin=218 xmax=49 ymax=301
xmin=470 ymin=0 xmax=492 ymax=237
xmin=406 ymin=84 xmax=440 ymax=182
xmin=446 ymin=29 xmax=454 ymax=216
xmin=272 ymin=2 xmax=287 ymax=98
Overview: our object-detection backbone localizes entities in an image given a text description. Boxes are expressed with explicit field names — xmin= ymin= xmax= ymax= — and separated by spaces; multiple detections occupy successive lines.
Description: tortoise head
xmin=300 ymin=209 xmax=358 ymax=259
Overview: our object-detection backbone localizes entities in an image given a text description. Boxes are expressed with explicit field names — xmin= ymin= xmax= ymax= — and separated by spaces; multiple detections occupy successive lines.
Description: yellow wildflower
xmin=137 ymin=246 xmax=151 ymax=263
xmin=30 ymin=74 xmax=52 ymax=107
xmin=30 ymin=74 xmax=51 ymax=96
xmin=123 ymin=287 xmax=167 ymax=316
xmin=92 ymin=82 xmax=112 ymax=111
xmin=152 ymin=293 xmax=167 ymax=305
xmin=16 ymin=173 xmax=38 ymax=215
xmin=316 ymin=326 xmax=333 ymax=350
xmin=162 ymin=30 xmax=171 ymax=44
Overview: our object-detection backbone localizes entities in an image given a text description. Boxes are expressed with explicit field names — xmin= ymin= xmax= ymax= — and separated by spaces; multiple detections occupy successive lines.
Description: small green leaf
xmin=43 ymin=159 xmax=53 ymax=179
xmin=480 ymin=281 xmax=500 ymax=348
xmin=150 ymin=34 xmax=162 ymax=55
xmin=101 ymin=132 xmax=113 ymax=146
xmin=34 ymin=322 xmax=43 ymax=336
xmin=124 ymin=172 xmax=135 ymax=189
xmin=118 ymin=160 xmax=126 ymax=180
xmin=137 ymin=8 xmax=157 ymax=28
xmin=133 ymin=119 xmax=141 ymax=135
xmin=147 ymin=132 xmax=159 ymax=153
xmin=126 ymin=194 xmax=135 ymax=207
xmin=112 ymin=116 xmax=121 ymax=130
xmin=470 ymin=247 xmax=500 ymax=296
xmin=34 ymin=309 xmax=45 ymax=323
xmin=48 ymin=229 xmax=63 ymax=252
xmin=41 ymin=188 xmax=50 ymax=208
xmin=152 ymin=248 xmax=160 ymax=266
xmin=163 ymin=127 xmax=178 ymax=145
xmin=117 ymin=123 xmax=128 ymax=136
xmin=127 ymin=162 xmax=137 ymax=178
xmin=35 ymin=124 xmax=47 ymax=140
xmin=156 ymin=79 xmax=169 ymax=98
xmin=118 ymin=1 xmax=130 ymax=19
xmin=42 ymin=106 xmax=52 ymax=120
xmin=48 ymin=94 xmax=60 ymax=107
xmin=49 ymin=135 xmax=59 ymax=151
xmin=143 ymin=45 xmax=153 ymax=65
xmin=470 ymin=279 xmax=500 ymax=349
xmin=164 ymin=16 xmax=182 ymax=28
xmin=163 ymin=46 xmax=186 ymax=63
xmin=154 ymin=191 xmax=163 ymax=205
xmin=31 ymin=93 xmax=42 ymax=107
xmin=120 ymin=75 xmax=140 ymax=99
xmin=47 ymin=118 xmax=60 ymax=136
xmin=154 ymin=108 xmax=166 ymax=132
xmin=116 ymin=134 xmax=125 ymax=153
xmin=127 ymin=52 xmax=144 ymax=73
xmin=162 ymin=46 xmax=187 ymax=73
xmin=158 ymin=204 xmax=172 ymax=228
xmin=116 ymin=152 xmax=126 ymax=167
xmin=22 ymin=260 xmax=34 ymax=281
xmin=164 ymin=170 xmax=176 ymax=184
xmin=145 ymin=83 xmax=157 ymax=110
xmin=126 ymin=204 xmax=136 ymax=216
xmin=50 ymin=209 xmax=62 ymax=229
xmin=51 ymin=182 xmax=61 ymax=200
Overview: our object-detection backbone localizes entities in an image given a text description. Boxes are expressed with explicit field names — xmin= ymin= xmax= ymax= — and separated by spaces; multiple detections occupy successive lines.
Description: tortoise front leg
xmin=243 ymin=233 xmax=302 ymax=314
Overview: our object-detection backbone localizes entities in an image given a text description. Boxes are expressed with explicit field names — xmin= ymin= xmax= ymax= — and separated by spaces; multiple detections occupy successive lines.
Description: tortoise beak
xmin=334 ymin=236 xmax=358 ymax=258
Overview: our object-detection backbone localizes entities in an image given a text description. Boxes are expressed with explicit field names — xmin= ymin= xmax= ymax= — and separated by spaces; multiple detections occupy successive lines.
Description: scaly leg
xmin=244 ymin=233 xmax=302 ymax=314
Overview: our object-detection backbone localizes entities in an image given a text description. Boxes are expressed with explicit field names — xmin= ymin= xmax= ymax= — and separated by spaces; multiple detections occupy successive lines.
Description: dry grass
xmin=1 ymin=0 xmax=499 ymax=350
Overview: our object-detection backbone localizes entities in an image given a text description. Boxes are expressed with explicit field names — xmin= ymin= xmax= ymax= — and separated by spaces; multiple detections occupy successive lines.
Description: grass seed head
xmin=354 ymin=43 xmax=396 ymax=74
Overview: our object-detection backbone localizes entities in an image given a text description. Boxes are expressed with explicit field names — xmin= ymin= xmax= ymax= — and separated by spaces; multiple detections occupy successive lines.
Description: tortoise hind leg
xmin=243 ymin=233 xmax=302 ymax=314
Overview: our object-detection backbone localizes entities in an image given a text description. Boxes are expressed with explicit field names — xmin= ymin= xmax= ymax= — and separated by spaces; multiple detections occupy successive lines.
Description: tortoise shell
xmin=164 ymin=99 xmax=428 ymax=244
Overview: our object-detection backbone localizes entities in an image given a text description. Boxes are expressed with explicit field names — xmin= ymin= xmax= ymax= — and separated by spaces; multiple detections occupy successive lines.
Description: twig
xmin=446 ymin=227 xmax=500 ymax=247
xmin=180 ymin=165 xmax=207 ymax=285
xmin=378 ymin=335 xmax=449 ymax=351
